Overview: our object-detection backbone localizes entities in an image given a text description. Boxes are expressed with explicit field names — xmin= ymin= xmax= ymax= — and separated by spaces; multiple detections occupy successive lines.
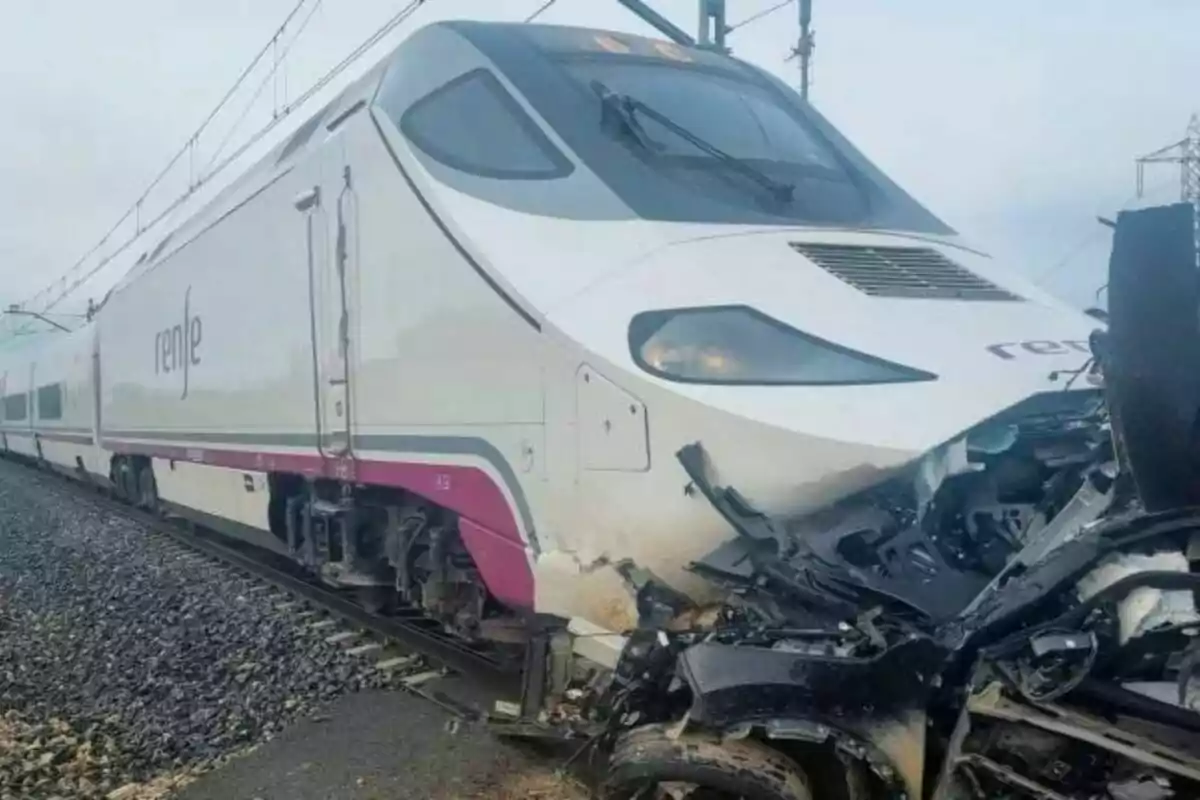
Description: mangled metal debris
xmin=497 ymin=202 xmax=1200 ymax=799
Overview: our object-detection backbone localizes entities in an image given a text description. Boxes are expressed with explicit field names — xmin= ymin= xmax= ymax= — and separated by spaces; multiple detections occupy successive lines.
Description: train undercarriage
xmin=94 ymin=400 xmax=1200 ymax=800
xmin=105 ymin=455 xmax=529 ymax=653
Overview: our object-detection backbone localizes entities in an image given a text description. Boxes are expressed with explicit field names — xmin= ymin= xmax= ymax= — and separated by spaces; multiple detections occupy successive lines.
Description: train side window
xmin=3 ymin=392 xmax=27 ymax=421
xmin=392 ymin=68 xmax=573 ymax=180
xmin=37 ymin=383 xmax=63 ymax=421
xmin=629 ymin=305 xmax=937 ymax=386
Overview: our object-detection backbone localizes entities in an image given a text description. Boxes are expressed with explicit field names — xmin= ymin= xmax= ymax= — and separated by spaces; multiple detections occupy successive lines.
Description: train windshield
xmin=512 ymin=42 xmax=949 ymax=233
xmin=562 ymin=57 xmax=872 ymax=225
xmin=382 ymin=23 xmax=953 ymax=234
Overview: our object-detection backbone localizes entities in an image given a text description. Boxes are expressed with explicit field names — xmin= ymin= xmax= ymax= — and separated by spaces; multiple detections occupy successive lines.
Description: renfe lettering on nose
xmin=154 ymin=286 xmax=203 ymax=399
xmin=986 ymin=339 xmax=1090 ymax=360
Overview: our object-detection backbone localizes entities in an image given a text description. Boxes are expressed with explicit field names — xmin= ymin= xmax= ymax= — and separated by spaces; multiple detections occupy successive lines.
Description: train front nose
xmin=553 ymin=228 xmax=1103 ymax=455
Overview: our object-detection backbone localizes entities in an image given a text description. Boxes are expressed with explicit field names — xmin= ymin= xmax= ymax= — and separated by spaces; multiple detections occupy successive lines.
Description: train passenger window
xmin=37 ymin=383 xmax=63 ymax=421
xmin=3 ymin=392 xmax=27 ymax=421
xmin=629 ymin=305 xmax=936 ymax=386
xmin=393 ymin=69 xmax=573 ymax=180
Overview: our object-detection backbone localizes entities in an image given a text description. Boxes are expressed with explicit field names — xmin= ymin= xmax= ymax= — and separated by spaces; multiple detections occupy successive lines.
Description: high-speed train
xmin=0 ymin=20 xmax=1100 ymax=647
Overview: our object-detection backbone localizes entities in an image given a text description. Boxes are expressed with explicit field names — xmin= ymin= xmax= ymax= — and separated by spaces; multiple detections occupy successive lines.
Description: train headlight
xmin=629 ymin=305 xmax=937 ymax=386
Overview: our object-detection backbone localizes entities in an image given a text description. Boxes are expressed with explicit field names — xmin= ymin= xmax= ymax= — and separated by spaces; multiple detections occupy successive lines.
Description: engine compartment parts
xmin=486 ymin=202 xmax=1200 ymax=800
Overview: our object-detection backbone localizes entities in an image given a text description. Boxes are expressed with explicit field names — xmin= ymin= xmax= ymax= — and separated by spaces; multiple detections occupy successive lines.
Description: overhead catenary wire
xmin=1033 ymin=229 xmax=1108 ymax=285
xmin=525 ymin=0 xmax=560 ymax=23
xmin=179 ymin=0 xmax=316 ymax=168
xmin=728 ymin=0 xmax=795 ymax=32
xmin=294 ymin=0 xmax=430 ymax=110
xmin=1032 ymin=175 xmax=1180 ymax=285
xmin=6 ymin=0 xmax=437 ymax=335
xmin=202 ymin=0 xmax=327 ymax=177
xmin=7 ymin=0 xmax=318 ymax=324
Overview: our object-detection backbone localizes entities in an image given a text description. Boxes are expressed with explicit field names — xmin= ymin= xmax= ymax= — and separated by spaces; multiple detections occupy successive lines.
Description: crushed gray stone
xmin=0 ymin=461 xmax=399 ymax=799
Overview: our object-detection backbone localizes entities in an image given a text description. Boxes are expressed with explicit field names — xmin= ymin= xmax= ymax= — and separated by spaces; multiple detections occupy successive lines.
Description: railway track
xmin=13 ymin=458 xmax=524 ymax=724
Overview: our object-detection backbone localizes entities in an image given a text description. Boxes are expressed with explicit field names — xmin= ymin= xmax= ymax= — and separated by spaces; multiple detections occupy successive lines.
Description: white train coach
xmin=0 ymin=22 xmax=1109 ymax=786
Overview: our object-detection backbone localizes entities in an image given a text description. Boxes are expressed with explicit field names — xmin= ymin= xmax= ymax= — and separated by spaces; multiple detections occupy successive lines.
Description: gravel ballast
xmin=0 ymin=461 xmax=401 ymax=799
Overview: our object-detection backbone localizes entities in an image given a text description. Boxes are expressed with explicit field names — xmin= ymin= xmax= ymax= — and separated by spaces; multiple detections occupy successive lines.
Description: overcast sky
xmin=1 ymin=0 xmax=1197 ymax=319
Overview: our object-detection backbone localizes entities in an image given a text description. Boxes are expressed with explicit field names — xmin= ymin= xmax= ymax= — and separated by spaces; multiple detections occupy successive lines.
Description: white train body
xmin=0 ymin=326 xmax=101 ymax=476
xmin=0 ymin=21 xmax=1099 ymax=635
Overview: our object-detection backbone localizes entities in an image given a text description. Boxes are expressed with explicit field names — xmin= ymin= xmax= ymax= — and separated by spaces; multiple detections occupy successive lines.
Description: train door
xmin=296 ymin=149 xmax=357 ymax=462
xmin=324 ymin=158 xmax=357 ymax=459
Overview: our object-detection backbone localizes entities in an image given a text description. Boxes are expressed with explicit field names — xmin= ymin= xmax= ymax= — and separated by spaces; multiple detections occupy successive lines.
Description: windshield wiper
xmin=590 ymin=80 xmax=795 ymax=206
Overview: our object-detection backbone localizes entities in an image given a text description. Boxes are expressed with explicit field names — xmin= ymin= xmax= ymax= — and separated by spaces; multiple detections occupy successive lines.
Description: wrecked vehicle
xmin=496 ymin=202 xmax=1200 ymax=800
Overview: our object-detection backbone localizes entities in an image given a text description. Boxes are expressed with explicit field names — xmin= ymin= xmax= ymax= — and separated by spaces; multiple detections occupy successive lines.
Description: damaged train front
xmin=587 ymin=205 xmax=1200 ymax=798
xmin=598 ymin=379 xmax=1113 ymax=798
xmin=918 ymin=202 xmax=1200 ymax=800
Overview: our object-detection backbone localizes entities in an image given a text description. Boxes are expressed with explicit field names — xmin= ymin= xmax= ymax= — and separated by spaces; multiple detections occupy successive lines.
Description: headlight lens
xmin=629 ymin=305 xmax=936 ymax=385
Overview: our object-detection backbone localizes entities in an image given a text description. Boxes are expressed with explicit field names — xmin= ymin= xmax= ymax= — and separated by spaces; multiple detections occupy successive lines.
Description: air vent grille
xmin=789 ymin=242 xmax=1022 ymax=301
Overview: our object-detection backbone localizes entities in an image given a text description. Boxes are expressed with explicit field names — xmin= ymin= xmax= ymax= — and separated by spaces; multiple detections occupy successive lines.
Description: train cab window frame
xmin=36 ymin=383 xmax=63 ymax=421
xmin=3 ymin=392 xmax=28 ymax=422
xmin=629 ymin=305 xmax=937 ymax=386
xmin=394 ymin=68 xmax=575 ymax=181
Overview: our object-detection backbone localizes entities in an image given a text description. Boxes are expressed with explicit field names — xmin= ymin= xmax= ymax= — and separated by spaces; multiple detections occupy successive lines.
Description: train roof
xmin=443 ymin=19 xmax=748 ymax=68
xmin=104 ymin=19 xmax=746 ymax=298
xmin=109 ymin=53 xmax=392 ymax=296
xmin=0 ymin=322 xmax=93 ymax=375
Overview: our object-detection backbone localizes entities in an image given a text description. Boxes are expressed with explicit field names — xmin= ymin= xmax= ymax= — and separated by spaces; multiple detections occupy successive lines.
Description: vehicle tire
xmin=603 ymin=724 xmax=813 ymax=800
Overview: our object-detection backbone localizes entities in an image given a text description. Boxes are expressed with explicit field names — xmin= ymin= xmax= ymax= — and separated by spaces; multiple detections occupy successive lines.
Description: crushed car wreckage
xmin=494 ymin=202 xmax=1200 ymax=800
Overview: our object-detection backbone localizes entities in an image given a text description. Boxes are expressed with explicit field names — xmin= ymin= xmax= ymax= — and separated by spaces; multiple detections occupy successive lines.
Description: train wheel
xmin=113 ymin=461 xmax=136 ymax=503
xmin=603 ymin=725 xmax=812 ymax=800
xmin=355 ymin=586 xmax=394 ymax=615
xmin=137 ymin=466 xmax=159 ymax=514
xmin=125 ymin=469 xmax=139 ymax=504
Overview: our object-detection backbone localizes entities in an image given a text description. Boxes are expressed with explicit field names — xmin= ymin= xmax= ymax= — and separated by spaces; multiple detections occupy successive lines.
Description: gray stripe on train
xmin=100 ymin=429 xmax=541 ymax=554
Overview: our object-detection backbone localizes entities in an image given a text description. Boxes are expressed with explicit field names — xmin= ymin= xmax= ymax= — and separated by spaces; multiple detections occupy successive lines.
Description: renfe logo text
xmin=155 ymin=286 xmax=203 ymax=399
xmin=986 ymin=339 xmax=1090 ymax=361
